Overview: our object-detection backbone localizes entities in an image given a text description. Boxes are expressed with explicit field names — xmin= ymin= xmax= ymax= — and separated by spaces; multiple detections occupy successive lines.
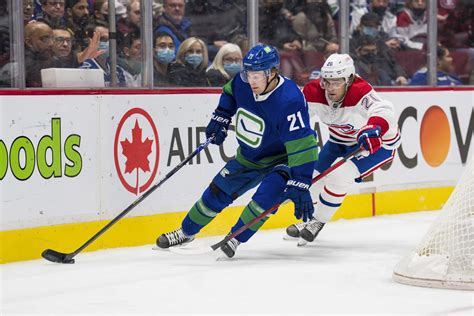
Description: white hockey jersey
xmin=304 ymin=77 xmax=401 ymax=149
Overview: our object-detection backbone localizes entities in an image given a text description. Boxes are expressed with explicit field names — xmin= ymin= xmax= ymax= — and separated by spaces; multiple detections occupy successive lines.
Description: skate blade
xmin=283 ymin=235 xmax=299 ymax=241
xmin=297 ymin=238 xmax=309 ymax=247
xmin=152 ymin=245 xmax=213 ymax=255
xmin=215 ymin=253 xmax=234 ymax=261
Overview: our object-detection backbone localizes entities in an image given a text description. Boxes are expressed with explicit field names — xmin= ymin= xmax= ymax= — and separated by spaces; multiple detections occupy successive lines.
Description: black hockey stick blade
xmin=42 ymin=249 xmax=75 ymax=264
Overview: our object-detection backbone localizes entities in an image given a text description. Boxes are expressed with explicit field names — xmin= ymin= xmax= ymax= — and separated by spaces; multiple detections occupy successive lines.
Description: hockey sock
xmin=315 ymin=185 xmax=346 ymax=223
xmin=182 ymin=185 xmax=233 ymax=235
xmin=181 ymin=198 xmax=219 ymax=236
xmin=231 ymin=200 xmax=270 ymax=243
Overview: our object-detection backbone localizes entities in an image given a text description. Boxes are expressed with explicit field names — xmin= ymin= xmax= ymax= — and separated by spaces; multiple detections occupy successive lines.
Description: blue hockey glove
xmin=357 ymin=125 xmax=382 ymax=154
xmin=206 ymin=110 xmax=231 ymax=145
xmin=283 ymin=179 xmax=314 ymax=222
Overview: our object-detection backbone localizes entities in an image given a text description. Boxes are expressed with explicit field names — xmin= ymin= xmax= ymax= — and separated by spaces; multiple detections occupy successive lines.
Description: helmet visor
xmin=240 ymin=70 xmax=268 ymax=83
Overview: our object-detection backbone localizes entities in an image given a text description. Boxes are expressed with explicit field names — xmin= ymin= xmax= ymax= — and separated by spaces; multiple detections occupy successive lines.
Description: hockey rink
xmin=1 ymin=211 xmax=473 ymax=315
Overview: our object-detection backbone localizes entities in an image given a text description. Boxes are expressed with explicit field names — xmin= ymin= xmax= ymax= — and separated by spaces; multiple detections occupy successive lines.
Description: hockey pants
xmin=181 ymin=159 xmax=289 ymax=242
xmin=312 ymin=142 xmax=395 ymax=223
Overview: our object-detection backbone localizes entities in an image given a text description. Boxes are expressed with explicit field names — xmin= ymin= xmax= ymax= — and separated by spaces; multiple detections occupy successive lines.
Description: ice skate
xmin=220 ymin=237 xmax=240 ymax=258
xmin=285 ymin=221 xmax=308 ymax=239
xmin=156 ymin=228 xmax=195 ymax=249
xmin=300 ymin=218 xmax=325 ymax=242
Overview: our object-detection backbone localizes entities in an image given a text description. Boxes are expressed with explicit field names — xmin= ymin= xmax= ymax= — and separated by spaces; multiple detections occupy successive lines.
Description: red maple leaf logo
xmin=120 ymin=120 xmax=153 ymax=193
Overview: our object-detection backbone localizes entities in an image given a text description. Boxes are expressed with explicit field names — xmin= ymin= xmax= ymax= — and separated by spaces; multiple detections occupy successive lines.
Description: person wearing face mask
xmin=168 ymin=36 xmax=209 ymax=87
xmin=117 ymin=30 xmax=142 ymax=87
xmin=396 ymin=0 xmax=428 ymax=50
xmin=153 ymin=32 xmax=175 ymax=87
xmin=351 ymin=13 xmax=408 ymax=85
xmin=292 ymin=0 xmax=338 ymax=52
xmin=353 ymin=35 xmax=392 ymax=86
xmin=206 ymin=43 xmax=243 ymax=86
xmin=350 ymin=0 xmax=400 ymax=45
xmin=79 ymin=23 xmax=127 ymax=87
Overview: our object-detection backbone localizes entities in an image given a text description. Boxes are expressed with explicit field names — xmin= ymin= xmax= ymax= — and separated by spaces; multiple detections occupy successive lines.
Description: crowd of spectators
xmin=0 ymin=0 xmax=472 ymax=88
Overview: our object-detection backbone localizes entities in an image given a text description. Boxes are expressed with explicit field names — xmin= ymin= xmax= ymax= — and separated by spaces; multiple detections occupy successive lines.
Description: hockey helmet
xmin=241 ymin=44 xmax=280 ymax=83
xmin=320 ymin=53 xmax=355 ymax=85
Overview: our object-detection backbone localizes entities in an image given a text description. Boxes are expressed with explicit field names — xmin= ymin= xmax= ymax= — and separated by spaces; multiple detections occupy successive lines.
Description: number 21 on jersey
xmin=287 ymin=111 xmax=306 ymax=131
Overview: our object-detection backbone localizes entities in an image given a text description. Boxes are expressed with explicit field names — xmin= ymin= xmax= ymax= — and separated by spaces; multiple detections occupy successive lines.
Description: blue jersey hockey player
xmin=157 ymin=44 xmax=319 ymax=258
xmin=286 ymin=53 xmax=401 ymax=243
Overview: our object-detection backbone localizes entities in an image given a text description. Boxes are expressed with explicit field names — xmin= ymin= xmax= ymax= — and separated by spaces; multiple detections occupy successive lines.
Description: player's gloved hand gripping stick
xmin=41 ymin=136 xmax=216 ymax=264
xmin=210 ymin=146 xmax=364 ymax=251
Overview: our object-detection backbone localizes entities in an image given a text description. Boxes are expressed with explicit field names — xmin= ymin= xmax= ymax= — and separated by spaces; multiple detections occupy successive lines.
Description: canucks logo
xmin=235 ymin=108 xmax=265 ymax=148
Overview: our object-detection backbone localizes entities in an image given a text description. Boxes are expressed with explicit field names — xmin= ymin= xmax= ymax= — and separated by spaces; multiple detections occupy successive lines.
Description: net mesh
xmin=393 ymin=156 xmax=474 ymax=290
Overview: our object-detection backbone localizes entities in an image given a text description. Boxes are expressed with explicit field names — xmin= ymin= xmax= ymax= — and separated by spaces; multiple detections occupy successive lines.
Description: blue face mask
xmin=98 ymin=41 xmax=109 ymax=55
xmin=223 ymin=62 xmax=242 ymax=76
xmin=185 ymin=53 xmax=203 ymax=69
xmin=156 ymin=48 xmax=175 ymax=64
xmin=362 ymin=26 xmax=379 ymax=38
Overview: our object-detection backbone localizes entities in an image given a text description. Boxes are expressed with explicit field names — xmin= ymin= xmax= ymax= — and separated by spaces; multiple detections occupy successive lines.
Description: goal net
xmin=393 ymin=156 xmax=474 ymax=290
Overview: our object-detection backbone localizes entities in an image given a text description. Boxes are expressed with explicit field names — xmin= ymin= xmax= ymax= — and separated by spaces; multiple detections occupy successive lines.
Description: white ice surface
xmin=1 ymin=211 xmax=473 ymax=315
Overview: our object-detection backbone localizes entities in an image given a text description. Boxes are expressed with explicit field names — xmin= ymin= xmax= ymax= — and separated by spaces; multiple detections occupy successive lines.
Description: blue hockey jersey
xmin=217 ymin=74 xmax=318 ymax=183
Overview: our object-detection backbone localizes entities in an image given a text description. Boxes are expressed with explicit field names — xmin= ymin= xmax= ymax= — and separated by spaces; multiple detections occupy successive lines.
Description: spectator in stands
xmin=153 ymin=32 xmax=175 ymax=87
xmin=206 ymin=43 xmax=242 ymax=86
xmin=439 ymin=0 xmax=474 ymax=49
xmin=353 ymin=35 xmax=393 ymax=86
xmin=92 ymin=0 xmax=126 ymax=28
xmin=92 ymin=0 xmax=107 ymax=27
xmin=259 ymin=0 xmax=302 ymax=52
xmin=51 ymin=26 xmax=103 ymax=68
xmin=168 ymin=36 xmax=209 ymax=87
xmin=80 ymin=23 xmax=126 ymax=87
xmin=118 ymin=0 xmax=141 ymax=35
xmin=350 ymin=0 xmax=401 ymax=50
xmin=351 ymin=12 xmax=408 ymax=85
xmin=24 ymin=0 xmax=34 ymax=24
xmin=24 ymin=22 xmax=54 ymax=87
xmin=35 ymin=0 xmax=68 ymax=29
xmin=65 ymin=0 xmax=90 ymax=51
xmin=292 ymin=0 xmax=338 ymax=52
xmin=118 ymin=30 xmax=142 ymax=87
xmin=308 ymin=41 xmax=339 ymax=80
xmin=396 ymin=0 xmax=427 ymax=50
xmin=186 ymin=0 xmax=246 ymax=60
xmin=231 ymin=34 xmax=249 ymax=56
xmin=410 ymin=45 xmax=462 ymax=86
xmin=154 ymin=0 xmax=191 ymax=54
xmin=51 ymin=28 xmax=76 ymax=67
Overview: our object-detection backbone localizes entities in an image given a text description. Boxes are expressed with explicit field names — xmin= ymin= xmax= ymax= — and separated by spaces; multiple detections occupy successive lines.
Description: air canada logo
xmin=114 ymin=108 xmax=160 ymax=195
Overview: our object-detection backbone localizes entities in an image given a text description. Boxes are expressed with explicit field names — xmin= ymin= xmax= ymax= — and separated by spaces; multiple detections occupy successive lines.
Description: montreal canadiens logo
xmin=114 ymin=108 xmax=160 ymax=195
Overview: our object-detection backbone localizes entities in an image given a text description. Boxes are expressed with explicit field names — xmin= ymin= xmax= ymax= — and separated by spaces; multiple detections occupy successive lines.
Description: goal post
xmin=393 ymin=156 xmax=474 ymax=290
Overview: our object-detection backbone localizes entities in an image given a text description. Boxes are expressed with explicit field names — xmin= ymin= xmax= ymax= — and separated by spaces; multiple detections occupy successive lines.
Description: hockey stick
xmin=210 ymin=146 xmax=364 ymax=251
xmin=42 ymin=136 xmax=215 ymax=264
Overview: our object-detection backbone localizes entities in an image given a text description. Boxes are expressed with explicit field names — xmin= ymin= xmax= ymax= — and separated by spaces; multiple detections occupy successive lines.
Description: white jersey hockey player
xmin=286 ymin=53 xmax=401 ymax=243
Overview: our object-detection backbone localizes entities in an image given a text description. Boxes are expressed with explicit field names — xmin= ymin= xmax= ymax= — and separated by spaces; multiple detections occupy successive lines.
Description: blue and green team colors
xmin=219 ymin=75 xmax=318 ymax=183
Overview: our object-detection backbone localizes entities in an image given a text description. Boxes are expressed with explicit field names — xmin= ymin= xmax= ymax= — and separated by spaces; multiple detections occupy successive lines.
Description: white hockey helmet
xmin=320 ymin=53 xmax=356 ymax=85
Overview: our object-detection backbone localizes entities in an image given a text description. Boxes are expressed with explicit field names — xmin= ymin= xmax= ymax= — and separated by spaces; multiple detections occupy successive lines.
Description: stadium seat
xmin=450 ymin=50 xmax=470 ymax=84
xmin=393 ymin=50 xmax=426 ymax=78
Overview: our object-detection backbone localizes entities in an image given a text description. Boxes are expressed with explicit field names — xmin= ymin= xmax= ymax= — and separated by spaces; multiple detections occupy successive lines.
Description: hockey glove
xmin=357 ymin=125 xmax=382 ymax=155
xmin=206 ymin=109 xmax=231 ymax=145
xmin=283 ymin=179 xmax=314 ymax=222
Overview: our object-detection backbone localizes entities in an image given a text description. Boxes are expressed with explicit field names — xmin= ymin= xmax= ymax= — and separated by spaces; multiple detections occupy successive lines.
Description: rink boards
xmin=1 ymin=88 xmax=473 ymax=263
